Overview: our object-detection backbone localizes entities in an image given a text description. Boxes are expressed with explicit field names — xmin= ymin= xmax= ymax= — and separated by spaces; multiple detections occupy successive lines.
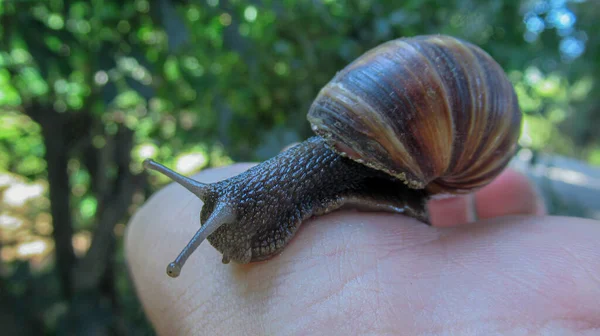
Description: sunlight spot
xmin=538 ymin=77 xmax=560 ymax=96
xmin=117 ymin=57 xmax=139 ymax=71
xmin=94 ymin=71 xmax=108 ymax=85
xmin=176 ymin=152 xmax=207 ymax=174
xmin=137 ymin=143 xmax=158 ymax=159
xmin=519 ymin=120 xmax=533 ymax=147
xmin=132 ymin=67 xmax=146 ymax=81
xmin=54 ymin=79 xmax=68 ymax=93
xmin=47 ymin=14 xmax=64 ymax=30
xmin=0 ymin=214 xmax=23 ymax=230
xmin=525 ymin=16 xmax=545 ymax=34
xmin=219 ymin=13 xmax=232 ymax=26
xmin=76 ymin=20 xmax=91 ymax=34
xmin=4 ymin=182 xmax=45 ymax=207
xmin=517 ymin=148 xmax=533 ymax=162
xmin=560 ymin=36 xmax=585 ymax=60
xmin=524 ymin=66 xmax=543 ymax=85
xmin=80 ymin=197 xmax=97 ymax=218
xmin=244 ymin=6 xmax=258 ymax=22
xmin=182 ymin=56 xmax=200 ymax=70
xmin=17 ymin=240 xmax=48 ymax=257
xmin=545 ymin=166 xmax=600 ymax=190
xmin=11 ymin=48 xmax=31 ymax=64
xmin=72 ymin=231 xmax=92 ymax=256
xmin=187 ymin=8 xmax=200 ymax=21
xmin=547 ymin=8 xmax=575 ymax=29
xmin=0 ymin=173 xmax=18 ymax=187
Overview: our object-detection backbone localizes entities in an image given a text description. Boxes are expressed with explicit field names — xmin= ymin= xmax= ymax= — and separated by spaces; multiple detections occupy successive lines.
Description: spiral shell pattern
xmin=307 ymin=35 xmax=522 ymax=195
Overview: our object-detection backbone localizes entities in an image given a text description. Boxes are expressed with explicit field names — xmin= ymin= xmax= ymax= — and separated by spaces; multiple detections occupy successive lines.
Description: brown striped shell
xmin=307 ymin=35 xmax=522 ymax=195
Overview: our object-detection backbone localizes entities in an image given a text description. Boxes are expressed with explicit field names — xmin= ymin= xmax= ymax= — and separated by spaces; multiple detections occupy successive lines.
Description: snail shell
xmin=307 ymin=35 xmax=522 ymax=195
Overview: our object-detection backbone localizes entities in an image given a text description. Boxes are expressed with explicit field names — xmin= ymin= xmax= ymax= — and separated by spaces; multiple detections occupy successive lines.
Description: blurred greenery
xmin=0 ymin=0 xmax=599 ymax=334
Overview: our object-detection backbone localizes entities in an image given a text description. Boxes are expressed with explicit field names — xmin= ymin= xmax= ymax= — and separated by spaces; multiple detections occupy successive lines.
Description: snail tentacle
xmin=167 ymin=201 xmax=236 ymax=277
xmin=144 ymin=159 xmax=212 ymax=200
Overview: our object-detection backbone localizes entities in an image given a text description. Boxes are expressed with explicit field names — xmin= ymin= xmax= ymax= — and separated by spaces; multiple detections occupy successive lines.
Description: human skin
xmin=125 ymin=164 xmax=600 ymax=336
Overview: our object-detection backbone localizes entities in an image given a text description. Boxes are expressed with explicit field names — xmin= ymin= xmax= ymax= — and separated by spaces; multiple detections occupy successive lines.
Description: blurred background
xmin=1 ymin=0 xmax=599 ymax=334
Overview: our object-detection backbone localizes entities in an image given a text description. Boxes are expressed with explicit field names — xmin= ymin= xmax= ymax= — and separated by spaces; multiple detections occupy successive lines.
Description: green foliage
xmin=1 ymin=0 xmax=599 ymax=334
xmin=0 ymin=112 xmax=45 ymax=176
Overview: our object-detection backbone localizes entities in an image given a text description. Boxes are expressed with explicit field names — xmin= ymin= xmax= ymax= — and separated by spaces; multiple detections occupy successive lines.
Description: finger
xmin=427 ymin=168 xmax=545 ymax=227
xmin=474 ymin=168 xmax=547 ymax=219
xmin=427 ymin=194 xmax=476 ymax=227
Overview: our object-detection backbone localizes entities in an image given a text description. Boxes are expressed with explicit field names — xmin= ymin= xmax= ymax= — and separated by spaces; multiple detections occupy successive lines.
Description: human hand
xmin=126 ymin=164 xmax=600 ymax=335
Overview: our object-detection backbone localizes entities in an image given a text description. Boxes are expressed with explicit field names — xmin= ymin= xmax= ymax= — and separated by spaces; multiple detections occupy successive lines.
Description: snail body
xmin=144 ymin=35 xmax=522 ymax=278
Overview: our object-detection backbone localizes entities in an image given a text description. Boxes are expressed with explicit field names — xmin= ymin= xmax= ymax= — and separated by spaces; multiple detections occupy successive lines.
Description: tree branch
xmin=26 ymin=103 xmax=77 ymax=299
xmin=73 ymin=126 xmax=145 ymax=292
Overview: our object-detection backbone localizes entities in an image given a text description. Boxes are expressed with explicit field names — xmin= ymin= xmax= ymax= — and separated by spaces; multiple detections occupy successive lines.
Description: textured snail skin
xmin=197 ymin=137 xmax=428 ymax=264
xmin=144 ymin=34 xmax=522 ymax=276
xmin=308 ymin=35 xmax=522 ymax=195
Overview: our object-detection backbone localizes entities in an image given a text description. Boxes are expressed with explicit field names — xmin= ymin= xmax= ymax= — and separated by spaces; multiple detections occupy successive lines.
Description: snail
xmin=143 ymin=34 xmax=522 ymax=278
